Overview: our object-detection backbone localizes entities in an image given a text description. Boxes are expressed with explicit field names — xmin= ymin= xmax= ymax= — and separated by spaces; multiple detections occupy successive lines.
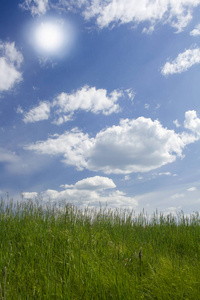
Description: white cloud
xmin=53 ymin=85 xmax=122 ymax=116
xmin=184 ymin=110 xmax=200 ymax=135
xmin=16 ymin=106 xmax=24 ymax=114
xmin=35 ymin=0 xmax=200 ymax=32
xmin=86 ymin=117 xmax=192 ymax=174
xmin=20 ymin=0 xmax=49 ymax=16
xmin=134 ymin=184 xmax=200 ymax=214
xmin=1 ymin=42 xmax=23 ymax=67
xmin=51 ymin=0 xmax=88 ymax=12
xmin=24 ymin=128 xmax=93 ymax=170
xmin=22 ymin=192 xmax=38 ymax=199
xmin=161 ymin=48 xmax=200 ymax=75
xmin=171 ymin=193 xmax=185 ymax=199
xmin=52 ymin=113 xmax=74 ymax=125
xmin=173 ymin=119 xmax=181 ymax=128
xmin=25 ymin=114 xmax=198 ymax=174
xmin=23 ymin=101 xmax=51 ymax=123
xmin=187 ymin=187 xmax=197 ymax=192
xmin=190 ymin=24 xmax=200 ymax=36
xmin=142 ymin=25 xmax=155 ymax=35
xmin=151 ymin=171 xmax=178 ymax=179
xmin=22 ymin=176 xmax=137 ymax=209
xmin=0 ymin=147 xmax=19 ymax=164
xmin=155 ymin=104 xmax=161 ymax=110
xmin=82 ymin=0 xmax=199 ymax=32
xmin=73 ymin=176 xmax=116 ymax=190
xmin=0 ymin=42 xmax=23 ymax=93
xmin=22 ymin=86 xmax=129 ymax=124
xmin=126 ymin=89 xmax=135 ymax=101
xmin=158 ymin=172 xmax=171 ymax=176
xmin=167 ymin=206 xmax=178 ymax=211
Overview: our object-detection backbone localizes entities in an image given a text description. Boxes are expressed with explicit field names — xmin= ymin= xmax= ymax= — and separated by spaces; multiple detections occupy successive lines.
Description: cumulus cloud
xmin=53 ymin=85 xmax=122 ymax=118
xmin=20 ymin=0 xmax=49 ymax=16
xmin=22 ymin=176 xmax=137 ymax=209
xmin=23 ymin=101 xmax=51 ymax=123
xmin=87 ymin=117 xmax=194 ymax=174
xmin=184 ymin=110 xmax=200 ymax=135
xmin=161 ymin=48 xmax=200 ymax=75
xmin=190 ymin=24 xmax=200 ymax=36
xmin=22 ymin=86 xmax=131 ymax=124
xmin=72 ymin=176 xmax=116 ymax=190
xmin=25 ymin=114 xmax=198 ymax=174
xmin=0 ymin=42 xmax=23 ymax=93
xmin=24 ymin=128 xmax=93 ymax=170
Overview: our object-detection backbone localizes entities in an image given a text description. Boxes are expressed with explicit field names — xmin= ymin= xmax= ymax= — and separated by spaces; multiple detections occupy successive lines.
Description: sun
xmin=34 ymin=21 xmax=64 ymax=53
xmin=28 ymin=18 xmax=76 ymax=58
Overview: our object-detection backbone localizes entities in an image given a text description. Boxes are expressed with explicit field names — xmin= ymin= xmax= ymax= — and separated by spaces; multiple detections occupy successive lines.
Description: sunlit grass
xmin=0 ymin=198 xmax=199 ymax=299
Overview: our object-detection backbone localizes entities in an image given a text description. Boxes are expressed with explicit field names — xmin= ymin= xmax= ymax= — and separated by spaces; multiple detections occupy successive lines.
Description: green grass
xmin=0 ymin=199 xmax=200 ymax=299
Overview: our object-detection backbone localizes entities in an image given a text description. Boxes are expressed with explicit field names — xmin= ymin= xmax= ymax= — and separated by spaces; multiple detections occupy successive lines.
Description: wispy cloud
xmin=20 ymin=0 xmax=49 ymax=16
xmin=81 ymin=0 xmax=198 ymax=32
xmin=52 ymin=113 xmax=74 ymax=125
xmin=171 ymin=193 xmax=185 ymax=199
xmin=0 ymin=146 xmax=50 ymax=175
xmin=190 ymin=24 xmax=200 ymax=36
xmin=173 ymin=119 xmax=181 ymax=128
xmin=23 ymin=101 xmax=51 ymax=123
xmin=0 ymin=42 xmax=23 ymax=93
xmin=0 ymin=147 xmax=19 ymax=164
xmin=161 ymin=48 xmax=200 ymax=75
xmin=124 ymin=175 xmax=131 ymax=181
xmin=20 ymin=0 xmax=200 ymax=32
xmin=156 ymin=172 xmax=172 ymax=177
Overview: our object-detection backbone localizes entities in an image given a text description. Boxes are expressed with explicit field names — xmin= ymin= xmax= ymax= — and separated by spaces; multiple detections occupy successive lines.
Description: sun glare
xmin=30 ymin=18 xmax=76 ymax=57
xmin=34 ymin=22 xmax=64 ymax=53
xmin=35 ymin=22 xmax=64 ymax=52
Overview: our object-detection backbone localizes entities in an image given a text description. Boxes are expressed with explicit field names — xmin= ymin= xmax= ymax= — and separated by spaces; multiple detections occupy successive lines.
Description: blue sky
xmin=1 ymin=0 xmax=200 ymax=214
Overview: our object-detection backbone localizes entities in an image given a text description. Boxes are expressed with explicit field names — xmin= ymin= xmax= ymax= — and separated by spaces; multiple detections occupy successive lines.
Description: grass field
xmin=0 ymin=198 xmax=199 ymax=299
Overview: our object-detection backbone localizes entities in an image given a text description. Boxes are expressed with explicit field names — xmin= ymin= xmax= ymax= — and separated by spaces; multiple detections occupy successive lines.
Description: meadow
xmin=0 ymin=198 xmax=200 ymax=299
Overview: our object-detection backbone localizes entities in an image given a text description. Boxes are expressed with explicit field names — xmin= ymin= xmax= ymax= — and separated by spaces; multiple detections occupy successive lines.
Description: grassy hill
xmin=0 ymin=199 xmax=199 ymax=299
